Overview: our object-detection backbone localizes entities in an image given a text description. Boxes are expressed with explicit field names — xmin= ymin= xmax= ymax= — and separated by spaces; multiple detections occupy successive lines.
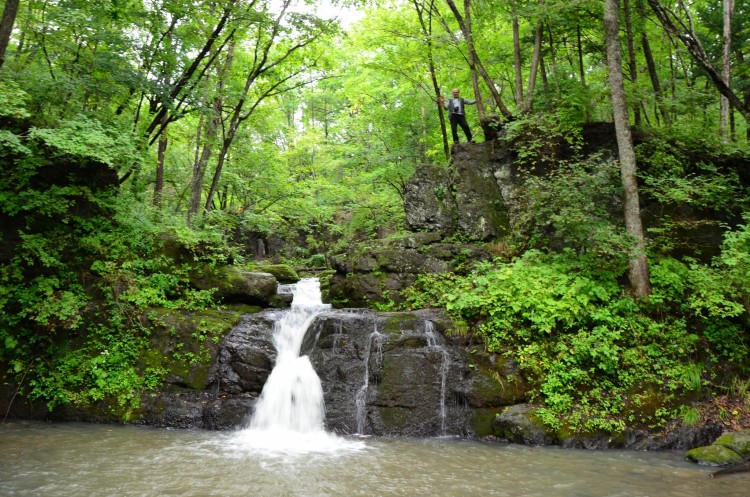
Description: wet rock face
xmin=203 ymin=307 xmax=529 ymax=437
xmin=301 ymin=309 xmax=475 ymax=437
xmin=210 ymin=311 xmax=281 ymax=395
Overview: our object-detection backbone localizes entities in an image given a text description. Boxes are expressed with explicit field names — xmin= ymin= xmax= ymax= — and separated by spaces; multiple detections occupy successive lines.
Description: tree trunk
xmin=154 ymin=115 xmax=168 ymax=207
xmin=443 ymin=0 xmax=512 ymax=118
xmin=188 ymin=97 xmax=221 ymax=224
xmin=623 ymin=0 xmax=640 ymax=125
xmin=547 ymin=24 xmax=561 ymax=99
xmin=576 ymin=24 xmax=586 ymax=88
xmin=412 ymin=0 xmax=449 ymax=159
xmin=604 ymin=0 xmax=651 ymax=298
xmin=720 ymin=0 xmax=734 ymax=143
xmin=463 ymin=0 xmax=486 ymax=119
xmin=635 ymin=0 xmax=668 ymax=125
xmin=511 ymin=1 xmax=524 ymax=110
xmin=524 ymin=20 xmax=543 ymax=112
xmin=0 ymin=0 xmax=20 ymax=68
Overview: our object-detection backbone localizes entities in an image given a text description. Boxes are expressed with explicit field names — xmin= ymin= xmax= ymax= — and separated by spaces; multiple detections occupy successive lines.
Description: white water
xmin=355 ymin=328 xmax=386 ymax=434
xmin=232 ymin=278 xmax=364 ymax=455
xmin=425 ymin=321 xmax=450 ymax=435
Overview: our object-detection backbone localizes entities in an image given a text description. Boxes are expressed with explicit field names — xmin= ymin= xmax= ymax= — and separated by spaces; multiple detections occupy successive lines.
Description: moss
xmin=243 ymin=263 xmax=299 ymax=283
xmin=469 ymin=369 xmax=507 ymax=405
xmin=382 ymin=313 xmax=419 ymax=336
xmin=714 ymin=430 xmax=750 ymax=458
xmin=470 ymin=408 xmax=503 ymax=437
xmin=379 ymin=406 xmax=411 ymax=430
xmin=223 ymin=304 xmax=263 ymax=314
xmin=142 ymin=308 xmax=242 ymax=390
xmin=686 ymin=445 xmax=744 ymax=466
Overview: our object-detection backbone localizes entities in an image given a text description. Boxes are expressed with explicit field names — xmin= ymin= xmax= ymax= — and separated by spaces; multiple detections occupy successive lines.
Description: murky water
xmin=1 ymin=421 xmax=747 ymax=497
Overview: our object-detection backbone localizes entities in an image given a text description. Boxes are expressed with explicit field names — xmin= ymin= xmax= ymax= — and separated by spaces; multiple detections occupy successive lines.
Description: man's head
xmin=452 ymin=88 xmax=460 ymax=97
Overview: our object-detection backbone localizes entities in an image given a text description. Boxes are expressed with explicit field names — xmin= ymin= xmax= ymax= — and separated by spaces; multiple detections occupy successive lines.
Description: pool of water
xmin=1 ymin=421 xmax=746 ymax=496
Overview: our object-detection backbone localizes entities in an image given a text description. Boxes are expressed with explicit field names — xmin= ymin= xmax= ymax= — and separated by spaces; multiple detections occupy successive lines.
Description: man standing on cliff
xmin=439 ymin=88 xmax=475 ymax=144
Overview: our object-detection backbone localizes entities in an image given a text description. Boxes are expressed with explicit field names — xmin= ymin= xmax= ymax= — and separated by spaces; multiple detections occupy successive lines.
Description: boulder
xmin=191 ymin=266 xmax=278 ymax=306
xmin=493 ymin=404 xmax=556 ymax=445
xmin=327 ymin=235 xmax=492 ymax=308
xmin=686 ymin=429 xmax=750 ymax=466
xmin=686 ymin=444 xmax=745 ymax=466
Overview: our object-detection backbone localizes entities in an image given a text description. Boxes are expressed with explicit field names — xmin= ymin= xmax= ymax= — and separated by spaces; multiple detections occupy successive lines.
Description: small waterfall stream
xmin=425 ymin=321 xmax=450 ymax=435
xmin=355 ymin=328 xmax=386 ymax=434
xmin=233 ymin=278 xmax=363 ymax=454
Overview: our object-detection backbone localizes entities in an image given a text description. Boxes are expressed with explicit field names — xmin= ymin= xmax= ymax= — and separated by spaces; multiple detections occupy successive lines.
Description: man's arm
xmin=462 ymin=98 xmax=476 ymax=105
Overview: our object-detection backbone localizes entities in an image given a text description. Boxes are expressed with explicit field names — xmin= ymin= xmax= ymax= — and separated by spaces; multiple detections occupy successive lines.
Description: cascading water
xmin=425 ymin=321 xmax=450 ymax=435
xmin=355 ymin=327 xmax=385 ymax=435
xmin=232 ymin=278 xmax=364 ymax=454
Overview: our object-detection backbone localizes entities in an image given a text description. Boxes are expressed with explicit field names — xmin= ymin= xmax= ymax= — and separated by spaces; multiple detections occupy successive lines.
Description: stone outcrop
xmin=404 ymin=141 xmax=515 ymax=241
xmin=327 ymin=232 xmax=492 ymax=308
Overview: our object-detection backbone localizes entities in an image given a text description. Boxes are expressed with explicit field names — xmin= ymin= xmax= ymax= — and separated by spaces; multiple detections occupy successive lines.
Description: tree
xmin=721 ymin=0 xmax=735 ymax=142
xmin=442 ymin=0 xmax=513 ymax=118
xmin=604 ymin=0 xmax=651 ymax=298
xmin=0 ymin=0 xmax=19 ymax=68
xmin=647 ymin=0 xmax=749 ymax=123
xmin=410 ymin=0 xmax=450 ymax=159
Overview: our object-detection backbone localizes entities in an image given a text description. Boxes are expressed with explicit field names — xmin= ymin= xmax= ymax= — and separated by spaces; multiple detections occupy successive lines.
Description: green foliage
xmin=29 ymin=117 xmax=139 ymax=169
xmin=403 ymin=236 xmax=749 ymax=433
xmin=508 ymin=152 xmax=635 ymax=270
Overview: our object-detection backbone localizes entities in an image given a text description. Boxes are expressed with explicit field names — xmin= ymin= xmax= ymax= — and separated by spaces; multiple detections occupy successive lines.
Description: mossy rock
xmin=382 ymin=313 xmax=420 ymax=337
xmin=469 ymin=408 xmax=503 ymax=437
xmin=714 ymin=430 xmax=750 ymax=458
xmin=378 ymin=407 xmax=412 ymax=431
xmin=493 ymin=404 xmax=556 ymax=445
xmin=191 ymin=265 xmax=277 ymax=305
xmin=223 ymin=303 xmax=263 ymax=314
xmin=382 ymin=232 xmax=443 ymax=249
xmin=686 ymin=444 xmax=744 ymax=466
xmin=243 ymin=263 xmax=299 ymax=283
xmin=142 ymin=308 xmax=242 ymax=390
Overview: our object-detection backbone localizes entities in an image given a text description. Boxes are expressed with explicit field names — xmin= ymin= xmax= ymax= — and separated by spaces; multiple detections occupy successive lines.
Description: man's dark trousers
xmin=449 ymin=113 xmax=473 ymax=143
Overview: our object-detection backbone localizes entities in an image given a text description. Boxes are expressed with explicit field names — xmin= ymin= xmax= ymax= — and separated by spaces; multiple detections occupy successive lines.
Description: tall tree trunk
xmin=524 ymin=19 xmax=543 ymax=112
xmin=511 ymin=1 xmax=524 ymax=110
xmin=635 ymin=0 xmax=668 ymax=125
xmin=463 ymin=0 xmax=486 ymax=119
xmin=412 ymin=0 xmax=450 ymax=159
xmin=0 ymin=0 xmax=20 ymax=68
xmin=546 ymin=24 xmax=561 ymax=99
xmin=154 ymin=114 xmax=168 ymax=207
xmin=539 ymin=46 xmax=549 ymax=96
xmin=623 ymin=0 xmax=640 ymax=125
xmin=188 ymin=98 xmax=221 ymax=223
xmin=576 ymin=24 xmax=586 ymax=88
xmin=604 ymin=0 xmax=651 ymax=298
xmin=720 ymin=0 xmax=734 ymax=143
xmin=443 ymin=0 xmax=512 ymax=117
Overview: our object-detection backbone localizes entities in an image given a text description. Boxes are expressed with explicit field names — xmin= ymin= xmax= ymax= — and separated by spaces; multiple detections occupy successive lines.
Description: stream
xmin=1 ymin=421 xmax=747 ymax=497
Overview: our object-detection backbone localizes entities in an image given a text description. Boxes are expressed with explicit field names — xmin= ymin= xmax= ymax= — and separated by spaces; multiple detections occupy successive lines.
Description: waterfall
xmin=425 ymin=321 xmax=450 ymax=435
xmin=233 ymin=278 xmax=363 ymax=454
xmin=355 ymin=327 xmax=385 ymax=434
